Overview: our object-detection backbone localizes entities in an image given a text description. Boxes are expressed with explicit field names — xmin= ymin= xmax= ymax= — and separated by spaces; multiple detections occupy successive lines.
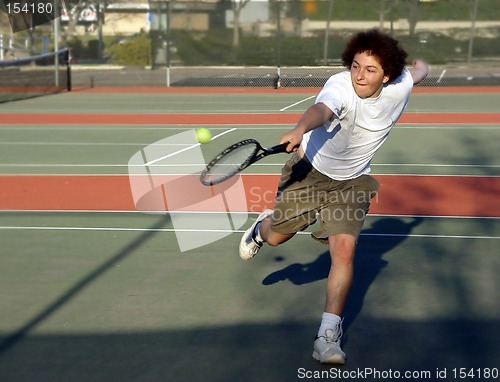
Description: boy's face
xmin=350 ymin=51 xmax=390 ymax=99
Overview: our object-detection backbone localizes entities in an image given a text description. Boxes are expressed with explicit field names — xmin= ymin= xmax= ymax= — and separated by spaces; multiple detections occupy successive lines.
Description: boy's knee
xmin=328 ymin=234 xmax=356 ymax=262
xmin=266 ymin=233 xmax=284 ymax=247
xmin=265 ymin=230 xmax=294 ymax=247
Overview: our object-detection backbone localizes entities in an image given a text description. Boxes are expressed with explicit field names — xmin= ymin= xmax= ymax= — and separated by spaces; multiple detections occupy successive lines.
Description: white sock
xmin=317 ymin=312 xmax=341 ymax=337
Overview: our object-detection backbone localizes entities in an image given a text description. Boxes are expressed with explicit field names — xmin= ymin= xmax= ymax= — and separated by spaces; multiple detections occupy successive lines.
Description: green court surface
xmin=0 ymin=91 xmax=500 ymax=114
xmin=0 ymin=124 xmax=497 ymax=176
xmin=0 ymin=89 xmax=498 ymax=381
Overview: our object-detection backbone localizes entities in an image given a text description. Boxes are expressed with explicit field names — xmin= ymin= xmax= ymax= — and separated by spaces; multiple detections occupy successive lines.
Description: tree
xmin=404 ymin=0 xmax=420 ymax=36
xmin=378 ymin=0 xmax=392 ymax=30
xmin=63 ymin=0 xmax=92 ymax=40
xmin=230 ymin=0 xmax=251 ymax=47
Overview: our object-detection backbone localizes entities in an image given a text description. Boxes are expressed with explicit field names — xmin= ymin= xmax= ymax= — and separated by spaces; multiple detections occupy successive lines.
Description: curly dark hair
xmin=341 ymin=29 xmax=408 ymax=81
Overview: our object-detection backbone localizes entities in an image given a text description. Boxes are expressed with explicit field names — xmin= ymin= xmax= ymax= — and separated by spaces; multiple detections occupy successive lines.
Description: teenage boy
xmin=239 ymin=29 xmax=429 ymax=364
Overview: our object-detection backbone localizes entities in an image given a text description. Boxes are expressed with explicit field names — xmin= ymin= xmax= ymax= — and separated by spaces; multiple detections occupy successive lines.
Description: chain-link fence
xmin=131 ymin=0 xmax=499 ymax=87
xmin=70 ymin=63 xmax=500 ymax=88
xmin=69 ymin=0 xmax=500 ymax=88
xmin=147 ymin=0 xmax=499 ymax=65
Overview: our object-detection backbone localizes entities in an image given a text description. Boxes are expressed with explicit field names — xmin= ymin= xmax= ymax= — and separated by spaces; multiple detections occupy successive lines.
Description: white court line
xmin=395 ymin=125 xmax=500 ymax=129
xmin=373 ymin=163 xmax=500 ymax=168
xmin=279 ymin=95 xmax=315 ymax=112
xmin=0 ymin=225 xmax=497 ymax=240
xmin=437 ymin=69 xmax=447 ymax=83
xmin=143 ymin=128 xmax=236 ymax=166
xmin=0 ymin=142 xmax=193 ymax=146
xmin=2 ymin=210 xmax=499 ymax=220
xmin=1 ymin=163 xmax=498 ymax=171
xmin=0 ymin=125 xmax=498 ymax=132
xmin=0 ymin=125 xmax=277 ymax=131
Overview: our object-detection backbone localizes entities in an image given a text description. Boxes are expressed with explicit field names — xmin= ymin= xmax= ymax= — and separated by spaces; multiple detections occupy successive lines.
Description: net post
xmin=166 ymin=0 xmax=171 ymax=87
xmin=65 ymin=49 xmax=72 ymax=91
xmin=53 ymin=0 xmax=60 ymax=87
xmin=274 ymin=66 xmax=281 ymax=89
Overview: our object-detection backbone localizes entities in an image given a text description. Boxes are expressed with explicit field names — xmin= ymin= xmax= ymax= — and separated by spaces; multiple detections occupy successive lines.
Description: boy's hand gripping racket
xmin=200 ymin=139 xmax=289 ymax=186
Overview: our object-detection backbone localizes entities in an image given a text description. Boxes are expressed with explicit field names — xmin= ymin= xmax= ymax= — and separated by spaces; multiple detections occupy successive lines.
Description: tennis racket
xmin=200 ymin=139 xmax=289 ymax=186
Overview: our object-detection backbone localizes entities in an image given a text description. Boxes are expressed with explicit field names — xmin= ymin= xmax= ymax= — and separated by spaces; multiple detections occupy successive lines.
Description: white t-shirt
xmin=301 ymin=68 xmax=414 ymax=180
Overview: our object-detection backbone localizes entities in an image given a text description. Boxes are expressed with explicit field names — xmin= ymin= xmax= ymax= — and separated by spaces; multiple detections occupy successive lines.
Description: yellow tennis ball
xmin=196 ymin=128 xmax=212 ymax=144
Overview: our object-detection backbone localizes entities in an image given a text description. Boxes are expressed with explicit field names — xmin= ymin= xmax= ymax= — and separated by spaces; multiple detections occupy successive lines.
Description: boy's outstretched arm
xmin=410 ymin=59 xmax=429 ymax=85
xmin=279 ymin=103 xmax=334 ymax=152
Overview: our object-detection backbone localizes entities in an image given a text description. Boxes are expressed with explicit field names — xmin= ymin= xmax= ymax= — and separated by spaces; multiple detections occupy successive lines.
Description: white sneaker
xmin=312 ymin=325 xmax=346 ymax=364
xmin=239 ymin=209 xmax=273 ymax=260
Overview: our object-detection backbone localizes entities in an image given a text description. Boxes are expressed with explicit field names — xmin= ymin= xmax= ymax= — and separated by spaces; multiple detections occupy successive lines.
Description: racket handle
xmin=269 ymin=142 xmax=291 ymax=154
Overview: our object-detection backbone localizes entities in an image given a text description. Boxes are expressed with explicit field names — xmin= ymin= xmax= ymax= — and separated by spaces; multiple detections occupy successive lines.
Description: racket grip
xmin=270 ymin=142 xmax=291 ymax=153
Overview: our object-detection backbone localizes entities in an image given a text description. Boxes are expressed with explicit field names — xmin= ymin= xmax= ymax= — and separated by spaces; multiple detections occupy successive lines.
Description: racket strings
xmin=203 ymin=143 xmax=257 ymax=183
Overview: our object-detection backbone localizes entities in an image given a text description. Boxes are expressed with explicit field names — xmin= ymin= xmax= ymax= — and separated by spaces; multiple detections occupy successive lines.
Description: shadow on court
xmin=0 ymin=214 xmax=174 ymax=357
xmin=261 ymin=217 xmax=423 ymax=330
xmin=1 ymin=216 xmax=498 ymax=382
xmin=0 ymin=319 xmax=498 ymax=382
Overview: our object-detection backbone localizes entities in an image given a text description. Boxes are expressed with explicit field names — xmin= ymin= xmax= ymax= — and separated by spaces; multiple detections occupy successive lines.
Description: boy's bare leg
xmin=312 ymin=233 xmax=355 ymax=364
xmin=325 ymin=234 xmax=356 ymax=315
xmin=259 ymin=216 xmax=295 ymax=247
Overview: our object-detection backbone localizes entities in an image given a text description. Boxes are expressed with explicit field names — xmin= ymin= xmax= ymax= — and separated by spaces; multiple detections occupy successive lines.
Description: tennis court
xmin=0 ymin=86 xmax=499 ymax=381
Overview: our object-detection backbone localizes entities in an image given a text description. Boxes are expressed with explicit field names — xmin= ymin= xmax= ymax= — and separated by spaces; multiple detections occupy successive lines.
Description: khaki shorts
xmin=270 ymin=152 xmax=380 ymax=244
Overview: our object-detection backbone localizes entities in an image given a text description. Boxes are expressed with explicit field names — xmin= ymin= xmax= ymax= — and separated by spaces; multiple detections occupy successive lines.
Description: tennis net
xmin=0 ymin=48 xmax=71 ymax=103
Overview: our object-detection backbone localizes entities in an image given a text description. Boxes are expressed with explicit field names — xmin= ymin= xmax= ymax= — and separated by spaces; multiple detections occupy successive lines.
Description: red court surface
xmin=1 ymin=174 xmax=499 ymax=218
xmin=1 ymin=112 xmax=500 ymax=125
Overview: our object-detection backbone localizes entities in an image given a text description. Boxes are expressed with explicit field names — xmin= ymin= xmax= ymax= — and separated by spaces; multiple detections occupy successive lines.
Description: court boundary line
xmin=76 ymin=86 xmax=500 ymax=94
xmin=0 ymin=125 xmax=499 ymax=131
xmin=279 ymin=95 xmax=315 ymax=111
xmin=0 ymin=224 xmax=497 ymax=240
xmin=1 ymin=209 xmax=498 ymax=220
xmin=143 ymin=127 xmax=236 ymax=166
xmin=1 ymin=164 xmax=498 ymax=171
xmin=1 ymin=172 xmax=498 ymax=178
